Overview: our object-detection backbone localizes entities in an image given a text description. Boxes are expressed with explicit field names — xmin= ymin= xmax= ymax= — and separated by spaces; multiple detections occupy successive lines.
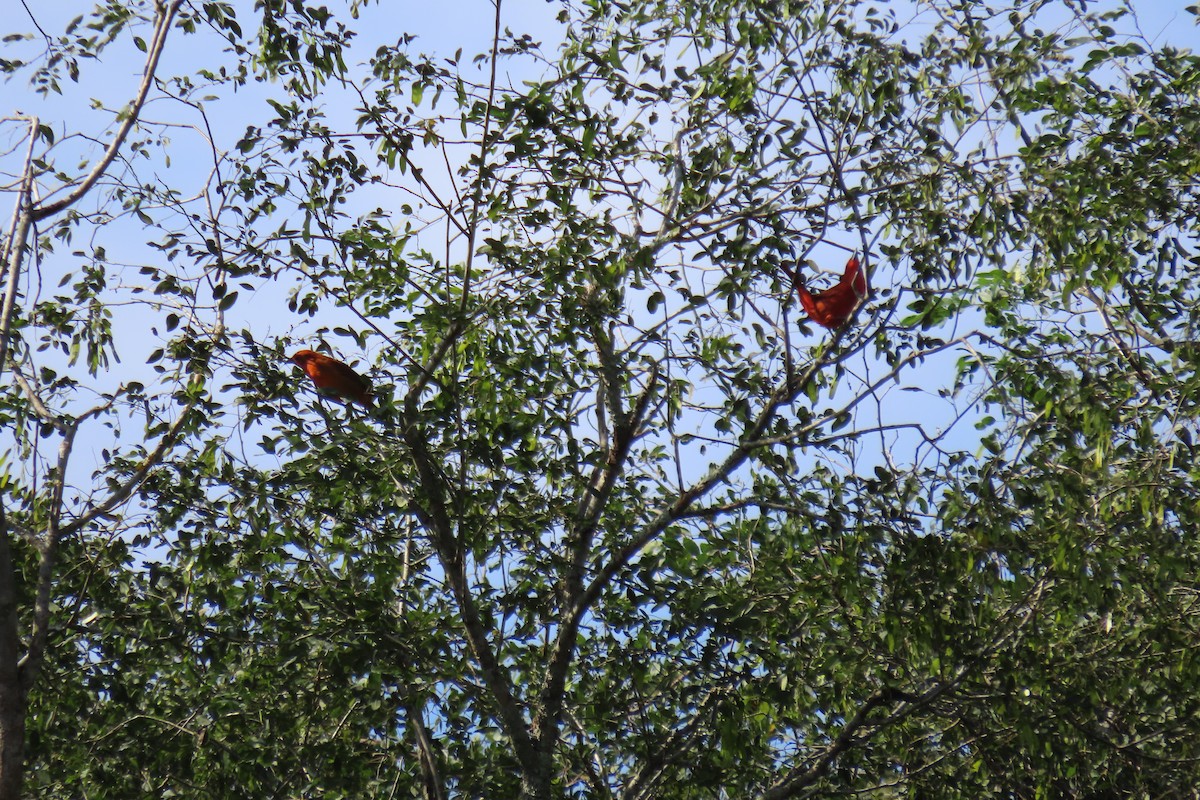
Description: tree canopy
xmin=2 ymin=0 xmax=1200 ymax=797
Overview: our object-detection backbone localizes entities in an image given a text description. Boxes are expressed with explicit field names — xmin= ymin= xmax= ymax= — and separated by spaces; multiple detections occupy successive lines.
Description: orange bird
xmin=288 ymin=349 xmax=375 ymax=409
xmin=794 ymin=255 xmax=868 ymax=329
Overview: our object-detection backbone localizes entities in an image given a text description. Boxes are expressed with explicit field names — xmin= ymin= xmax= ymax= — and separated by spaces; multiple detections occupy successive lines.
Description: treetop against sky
xmin=0 ymin=1 xmax=1199 ymax=798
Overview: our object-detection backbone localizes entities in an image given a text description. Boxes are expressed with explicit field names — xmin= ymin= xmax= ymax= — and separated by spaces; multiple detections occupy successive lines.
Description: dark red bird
xmin=288 ymin=349 xmax=375 ymax=409
xmin=795 ymin=255 xmax=867 ymax=329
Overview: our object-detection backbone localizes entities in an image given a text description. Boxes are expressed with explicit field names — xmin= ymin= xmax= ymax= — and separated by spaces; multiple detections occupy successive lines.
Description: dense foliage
xmin=2 ymin=0 xmax=1199 ymax=797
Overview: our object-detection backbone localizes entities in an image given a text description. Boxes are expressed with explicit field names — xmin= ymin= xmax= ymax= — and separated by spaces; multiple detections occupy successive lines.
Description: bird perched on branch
xmin=794 ymin=255 xmax=868 ymax=329
xmin=288 ymin=349 xmax=375 ymax=409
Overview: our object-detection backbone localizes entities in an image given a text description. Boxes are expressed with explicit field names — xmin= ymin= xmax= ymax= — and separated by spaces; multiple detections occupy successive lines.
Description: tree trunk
xmin=0 ymin=516 xmax=25 ymax=800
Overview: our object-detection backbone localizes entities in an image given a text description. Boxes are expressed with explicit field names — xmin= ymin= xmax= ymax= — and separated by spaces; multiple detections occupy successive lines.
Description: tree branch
xmin=572 ymin=339 xmax=839 ymax=632
xmin=17 ymin=418 xmax=79 ymax=695
xmin=402 ymin=0 xmax=506 ymax=406
xmin=32 ymin=1 xmax=183 ymax=221
xmin=763 ymin=577 xmax=1054 ymax=799
xmin=625 ymin=683 xmax=729 ymax=800
xmin=398 ymin=411 xmax=539 ymax=775
xmin=0 ymin=121 xmax=37 ymax=377
xmin=761 ymin=690 xmax=899 ymax=800
xmin=407 ymin=697 xmax=445 ymax=800
xmin=60 ymin=381 xmax=201 ymax=538
xmin=532 ymin=362 xmax=659 ymax=747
